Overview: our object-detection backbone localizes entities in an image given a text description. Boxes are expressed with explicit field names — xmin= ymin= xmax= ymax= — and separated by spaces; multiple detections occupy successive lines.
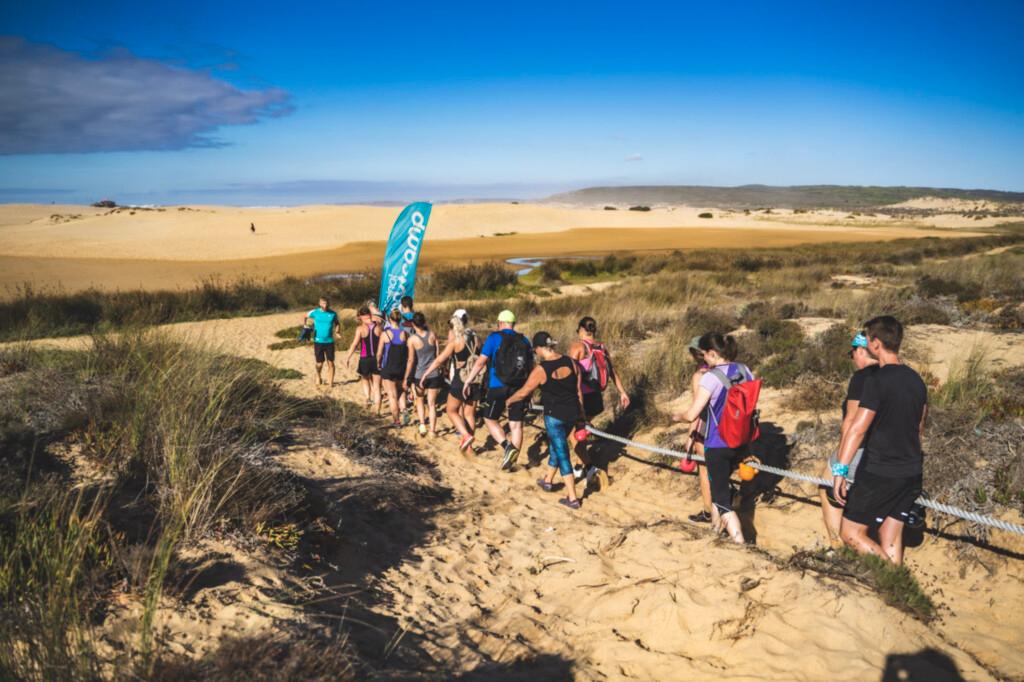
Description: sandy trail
xmin=23 ymin=312 xmax=1024 ymax=679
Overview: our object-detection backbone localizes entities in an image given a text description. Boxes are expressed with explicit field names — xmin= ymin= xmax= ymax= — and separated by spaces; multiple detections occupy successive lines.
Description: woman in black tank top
xmin=508 ymin=332 xmax=586 ymax=509
xmin=417 ymin=309 xmax=480 ymax=452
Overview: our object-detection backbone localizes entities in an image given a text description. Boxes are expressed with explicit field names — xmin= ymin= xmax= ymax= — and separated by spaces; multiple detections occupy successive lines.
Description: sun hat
xmin=531 ymin=331 xmax=556 ymax=348
xmin=497 ymin=309 xmax=516 ymax=324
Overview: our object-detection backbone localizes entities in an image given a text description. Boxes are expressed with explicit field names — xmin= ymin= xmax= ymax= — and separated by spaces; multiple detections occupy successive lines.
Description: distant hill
xmin=545 ymin=185 xmax=1024 ymax=209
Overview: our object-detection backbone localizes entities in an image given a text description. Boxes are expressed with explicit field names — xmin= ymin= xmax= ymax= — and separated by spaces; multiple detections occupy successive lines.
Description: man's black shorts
xmin=314 ymin=342 xmax=335 ymax=363
xmin=843 ymin=468 xmax=922 ymax=526
xmin=484 ymin=385 xmax=526 ymax=422
xmin=583 ymin=391 xmax=604 ymax=420
xmin=357 ymin=356 xmax=379 ymax=378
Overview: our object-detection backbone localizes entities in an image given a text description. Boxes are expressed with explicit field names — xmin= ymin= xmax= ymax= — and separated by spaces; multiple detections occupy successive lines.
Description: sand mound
xmin=16 ymin=312 xmax=1024 ymax=678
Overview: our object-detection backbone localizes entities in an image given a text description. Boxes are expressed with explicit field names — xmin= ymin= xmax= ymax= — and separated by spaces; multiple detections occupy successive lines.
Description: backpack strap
xmin=708 ymin=367 xmax=735 ymax=389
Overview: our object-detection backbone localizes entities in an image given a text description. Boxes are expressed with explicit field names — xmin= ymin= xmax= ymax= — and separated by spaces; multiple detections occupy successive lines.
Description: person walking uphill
xmin=305 ymin=296 xmax=341 ymax=388
xmin=461 ymin=310 xmax=533 ymax=471
xmin=405 ymin=312 xmax=442 ymax=437
xmin=672 ymin=333 xmax=758 ymax=544
xmin=377 ymin=308 xmax=409 ymax=428
xmin=508 ymin=332 xmax=586 ymax=509
xmin=819 ymin=332 xmax=879 ymax=548
xmin=567 ymin=316 xmax=630 ymax=483
xmin=833 ymin=316 xmax=927 ymax=566
xmin=346 ymin=306 xmax=382 ymax=412
xmin=419 ymin=309 xmax=483 ymax=452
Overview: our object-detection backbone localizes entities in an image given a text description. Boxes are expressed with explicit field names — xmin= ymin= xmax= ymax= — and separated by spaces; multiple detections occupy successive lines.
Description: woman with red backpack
xmin=673 ymin=332 xmax=761 ymax=544
xmin=567 ymin=316 xmax=630 ymax=483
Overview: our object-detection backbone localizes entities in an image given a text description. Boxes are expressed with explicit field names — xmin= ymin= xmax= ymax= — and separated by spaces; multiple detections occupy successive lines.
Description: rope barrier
xmin=583 ymin=425 xmax=1024 ymax=537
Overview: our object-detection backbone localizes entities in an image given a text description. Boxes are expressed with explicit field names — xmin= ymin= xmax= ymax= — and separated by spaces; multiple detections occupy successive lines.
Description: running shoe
xmin=459 ymin=433 xmax=474 ymax=452
xmin=688 ymin=510 xmax=712 ymax=524
xmin=418 ymin=423 xmax=428 ymax=437
xmin=536 ymin=478 xmax=554 ymax=492
xmin=501 ymin=443 xmax=520 ymax=471
xmin=559 ymin=498 xmax=581 ymax=510
xmin=906 ymin=503 xmax=926 ymax=529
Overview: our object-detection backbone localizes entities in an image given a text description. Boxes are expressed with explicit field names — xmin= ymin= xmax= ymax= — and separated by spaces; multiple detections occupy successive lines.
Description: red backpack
xmin=708 ymin=365 xmax=761 ymax=447
xmin=582 ymin=340 xmax=610 ymax=391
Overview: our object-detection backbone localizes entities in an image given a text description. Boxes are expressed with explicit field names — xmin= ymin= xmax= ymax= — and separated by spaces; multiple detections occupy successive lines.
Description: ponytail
xmin=698 ymin=332 xmax=739 ymax=361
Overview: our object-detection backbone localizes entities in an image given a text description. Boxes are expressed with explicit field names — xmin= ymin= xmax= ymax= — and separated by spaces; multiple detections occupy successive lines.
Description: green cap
xmin=497 ymin=309 xmax=516 ymax=324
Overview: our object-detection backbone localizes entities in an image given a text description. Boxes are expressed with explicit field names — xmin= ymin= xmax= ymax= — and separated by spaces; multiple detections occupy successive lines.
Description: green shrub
xmin=423 ymin=261 xmax=518 ymax=296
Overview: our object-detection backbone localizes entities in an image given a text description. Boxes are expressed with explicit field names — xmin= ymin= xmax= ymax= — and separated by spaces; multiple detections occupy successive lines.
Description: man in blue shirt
xmin=304 ymin=296 xmax=341 ymax=388
xmin=462 ymin=309 xmax=532 ymax=470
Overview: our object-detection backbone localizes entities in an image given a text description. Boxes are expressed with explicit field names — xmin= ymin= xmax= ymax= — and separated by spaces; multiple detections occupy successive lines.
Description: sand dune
xmin=22 ymin=311 xmax=1024 ymax=679
xmin=0 ymin=202 xmax=992 ymax=295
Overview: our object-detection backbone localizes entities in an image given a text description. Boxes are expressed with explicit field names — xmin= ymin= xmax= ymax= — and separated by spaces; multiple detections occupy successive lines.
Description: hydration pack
xmin=708 ymin=364 xmax=762 ymax=447
xmin=582 ymin=340 xmax=610 ymax=391
xmin=493 ymin=332 xmax=533 ymax=386
xmin=455 ymin=331 xmax=484 ymax=385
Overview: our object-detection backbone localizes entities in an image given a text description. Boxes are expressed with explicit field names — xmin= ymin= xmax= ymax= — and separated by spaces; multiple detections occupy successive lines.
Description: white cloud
xmin=0 ymin=37 xmax=292 ymax=154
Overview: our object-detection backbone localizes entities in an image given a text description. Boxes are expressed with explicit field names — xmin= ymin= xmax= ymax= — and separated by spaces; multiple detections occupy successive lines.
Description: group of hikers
xmin=304 ymin=296 xmax=927 ymax=565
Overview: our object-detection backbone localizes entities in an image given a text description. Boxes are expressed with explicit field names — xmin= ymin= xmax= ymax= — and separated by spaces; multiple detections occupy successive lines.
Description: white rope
xmin=583 ymin=425 xmax=1024 ymax=537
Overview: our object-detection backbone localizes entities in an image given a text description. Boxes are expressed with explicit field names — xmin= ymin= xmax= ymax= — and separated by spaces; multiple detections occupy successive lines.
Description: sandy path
xmin=21 ymin=313 xmax=1024 ymax=679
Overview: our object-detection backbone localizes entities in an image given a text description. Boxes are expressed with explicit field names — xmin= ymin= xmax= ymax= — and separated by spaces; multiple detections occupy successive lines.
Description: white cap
xmin=452 ymin=308 xmax=468 ymax=321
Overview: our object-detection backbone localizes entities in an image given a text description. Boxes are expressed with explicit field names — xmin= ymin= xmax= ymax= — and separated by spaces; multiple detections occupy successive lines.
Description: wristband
xmin=831 ymin=462 xmax=850 ymax=478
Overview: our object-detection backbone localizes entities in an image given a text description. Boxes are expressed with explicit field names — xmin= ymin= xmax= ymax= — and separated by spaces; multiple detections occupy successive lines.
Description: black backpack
xmin=493 ymin=332 xmax=533 ymax=386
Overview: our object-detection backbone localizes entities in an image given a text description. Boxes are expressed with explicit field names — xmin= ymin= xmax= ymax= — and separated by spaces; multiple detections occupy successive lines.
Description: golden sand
xmin=0 ymin=201 xmax=986 ymax=294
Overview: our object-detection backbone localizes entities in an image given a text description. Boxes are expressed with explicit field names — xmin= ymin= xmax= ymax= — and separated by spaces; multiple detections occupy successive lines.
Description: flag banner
xmin=377 ymin=202 xmax=432 ymax=315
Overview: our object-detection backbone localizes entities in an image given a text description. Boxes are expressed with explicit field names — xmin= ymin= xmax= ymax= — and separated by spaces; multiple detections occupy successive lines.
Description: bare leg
xmin=719 ymin=510 xmax=745 ymax=544
xmin=508 ymin=420 xmax=524 ymax=451
xmin=462 ymin=401 xmax=477 ymax=437
xmin=414 ymin=387 xmax=426 ymax=428
xmin=840 ymin=518 xmax=888 ymax=560
xmin=483 ymin=418 xmax=506 ymax=446
xmin=315 ymin=362 xmax=324 ymax=385
xmin=446 ymin=395 xmax=471 ymax=438
xmin=384 ymin=381 xmax=400 ymax=423
xmin=698 ymin=464 xmax=713 ymax=514
xmin=560 ymin=473 xmax=579 ymax=502
xmin=877 ymin=517 xmax=906 ymax=564
xmin=371 ymin=375 xmax=383 ymax=414
xmin=427 ymin=388 xmax=440 ymax=434
xmin=325 ymin=361 xmax=335 ymax=387
xmin=358 ymin=376 xmax=370 ymax=402
xmin=820 ymin=488 xmax=844 ymax=549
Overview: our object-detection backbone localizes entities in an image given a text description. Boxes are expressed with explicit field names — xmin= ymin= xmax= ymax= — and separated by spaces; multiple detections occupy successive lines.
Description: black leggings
xmin=705 ymin=446 xmax=748 ymax=514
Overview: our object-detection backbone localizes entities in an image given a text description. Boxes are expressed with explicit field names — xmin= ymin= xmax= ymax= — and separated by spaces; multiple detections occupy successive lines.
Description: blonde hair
xmin=450 ymin=313 xmax=466 ymax=339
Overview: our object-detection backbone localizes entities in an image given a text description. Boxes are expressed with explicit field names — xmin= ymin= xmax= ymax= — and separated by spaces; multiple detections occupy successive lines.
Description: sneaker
xmin=459 ymin=433 xmax=474 ymax=452
xmin=906 ymin=503 xmax=926 ymax=529
xmin=418 ymin=424 xmax=428 ymax=437
xmin=559 ymin=498 xmax=581 ymax=510
xmin=536 ymin=478 xmax=554 ymax=492
xmin=572 ymin=464 xmax=585 ymax=481
xmin=501 ymin=443 xmax=520 ymax=471
xmin=688 ymin=510 xmax=712 ymax=524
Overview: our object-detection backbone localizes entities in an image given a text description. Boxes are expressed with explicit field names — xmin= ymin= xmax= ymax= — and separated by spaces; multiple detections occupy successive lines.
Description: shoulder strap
xmin=708 ymin=367 xmax=734 ymax=389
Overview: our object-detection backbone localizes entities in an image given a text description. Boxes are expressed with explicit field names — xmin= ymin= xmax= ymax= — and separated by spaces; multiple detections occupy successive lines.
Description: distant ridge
xmin=545 ymin=184 xmax=1024 ymax=209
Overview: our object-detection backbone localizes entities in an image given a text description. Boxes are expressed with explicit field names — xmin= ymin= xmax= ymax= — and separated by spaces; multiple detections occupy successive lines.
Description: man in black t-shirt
xmin=819 ymin=333 xmax=878 ymax=548
xmin=833 ymin=316 xmax=927 ymax=565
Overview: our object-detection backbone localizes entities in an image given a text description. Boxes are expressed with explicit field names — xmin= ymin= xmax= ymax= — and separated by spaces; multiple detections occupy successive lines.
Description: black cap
xmin=532 ymin=331 xmax=557 ymax=349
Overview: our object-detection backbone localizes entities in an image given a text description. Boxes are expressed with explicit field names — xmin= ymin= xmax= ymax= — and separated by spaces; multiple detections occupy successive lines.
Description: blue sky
xmin=1 ymin=1 xmax=1023 ymax=204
